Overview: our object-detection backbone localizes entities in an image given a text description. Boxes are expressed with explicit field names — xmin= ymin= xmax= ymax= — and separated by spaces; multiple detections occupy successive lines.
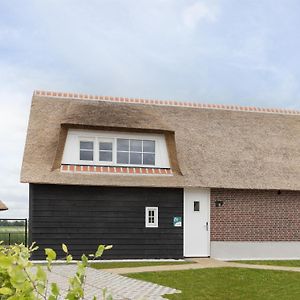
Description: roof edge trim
xmin=33 ymin=90 xmax=300 ymax=116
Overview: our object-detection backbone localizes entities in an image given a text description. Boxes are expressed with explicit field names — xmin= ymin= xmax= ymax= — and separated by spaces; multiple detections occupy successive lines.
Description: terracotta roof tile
xmin=33 ymin=90 xmax=300 ymax=116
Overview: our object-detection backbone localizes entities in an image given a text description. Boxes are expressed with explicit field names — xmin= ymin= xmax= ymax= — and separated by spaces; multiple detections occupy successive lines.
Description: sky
xmin=0 ymin=0 xmax=300 ymax=218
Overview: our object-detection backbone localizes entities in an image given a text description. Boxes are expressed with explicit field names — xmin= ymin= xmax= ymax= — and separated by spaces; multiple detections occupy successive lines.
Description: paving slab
xmin=44 ymin=265 xmax=180 ymax=299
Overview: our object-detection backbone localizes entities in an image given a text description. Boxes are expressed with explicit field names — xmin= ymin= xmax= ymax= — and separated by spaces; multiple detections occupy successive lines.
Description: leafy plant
xmin=0 ymin=241 xmax=113 ymax=299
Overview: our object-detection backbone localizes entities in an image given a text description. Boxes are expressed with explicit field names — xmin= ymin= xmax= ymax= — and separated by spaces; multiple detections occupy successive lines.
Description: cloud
xmin=182 ymin=1 xmax=219 ymax=29
xmin=0 ymin=61 xmax=71 ymax=219
xmin=0 ymin=0 xmax=300 ymax=219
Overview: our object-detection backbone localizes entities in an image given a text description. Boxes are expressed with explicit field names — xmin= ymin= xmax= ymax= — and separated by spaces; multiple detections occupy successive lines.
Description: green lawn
xmin=127 ymin=267 xmax=300 ymax=299
xmin=90 ymin=261 xmax=191 ymax=269
xmin=0 ymin=226 xmax=26 ymax=245
xmin=234 ymin=260 xmax=300 ymax=267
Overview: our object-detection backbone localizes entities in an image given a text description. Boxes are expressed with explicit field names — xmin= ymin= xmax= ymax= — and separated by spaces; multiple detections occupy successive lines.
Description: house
xmin=21 ymin=90 xmax=300 ymax=260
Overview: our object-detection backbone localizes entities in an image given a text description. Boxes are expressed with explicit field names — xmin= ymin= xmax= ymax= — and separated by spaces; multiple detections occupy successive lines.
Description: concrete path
xmin=46 ymin=265 xmax=180 ymax=300
xmin=103 ymin=258 xmax=300 ymax=274
xmin=103 ymin=259 xmax=226 ymax=274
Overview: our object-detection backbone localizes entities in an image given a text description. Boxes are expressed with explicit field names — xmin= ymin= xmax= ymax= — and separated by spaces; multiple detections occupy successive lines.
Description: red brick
xmin=211 ymin=189 xmax=300 ymax=242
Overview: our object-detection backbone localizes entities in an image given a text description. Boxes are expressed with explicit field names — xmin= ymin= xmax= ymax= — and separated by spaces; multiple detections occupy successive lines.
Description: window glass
xmin=143 ymin=140 xmax=155 ymax=153
xmin=80 ymin=151 xmax=93 ymax=161
xmin=194 ymin=201 xmax=200 ymax=211
xmin=99 ymin=142 xmax=112 ymax=151
xmin=117 ymin=151 xmax=129 ymax=164
xmin=130 ymin=152 xmax=142 ymax=164
xmin=143 ymin=153 xmax=155 ymax=165
xmin=99 ymin=142 xmax=113 ymax=162
xmin=80 ymin=141 xmax=93 ymax=150
xmin=80 ymin=141 xmax=94 ymax=161
xmin=148 ymin=210 xmax=155 ymax=223
xmin=99 ymin=151 xmax=112 ymax=162
xmin=117 ymin=138 xmax=156 ymax=166
xmin=130 ymin=139 xmax=142 ymax=152
xmin=117 ymin=139 xmax=129 ymax=151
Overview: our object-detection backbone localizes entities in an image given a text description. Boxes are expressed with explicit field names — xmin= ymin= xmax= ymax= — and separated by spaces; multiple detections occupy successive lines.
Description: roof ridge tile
xmin=33 ymin=90 xmax=300 ymax=116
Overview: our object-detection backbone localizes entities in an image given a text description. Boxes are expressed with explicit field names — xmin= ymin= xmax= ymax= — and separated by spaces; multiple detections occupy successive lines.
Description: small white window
xmin=145 ymin=207 xmax=158 ymax=228
xmin=99 ymin=141 xmax=113 ymax=162
xmin=79 ymin=141 xmax=94 ymax=161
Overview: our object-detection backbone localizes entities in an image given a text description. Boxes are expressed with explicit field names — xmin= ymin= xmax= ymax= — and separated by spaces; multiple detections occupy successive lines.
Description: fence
xmin=0 ymin=218 xmax=28 ymax=246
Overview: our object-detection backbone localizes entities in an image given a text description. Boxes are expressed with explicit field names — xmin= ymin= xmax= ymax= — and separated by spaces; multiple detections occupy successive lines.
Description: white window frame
xmin=79 ymin=137 xmax=95 ymax=163
xmin=63 ymin=129 xmax=170 ymax=168
xmin=98 ymin=138 xmax=115 ymax=165
xmin=145 ymin=207 xmax=158 ymax=228
xmin=116 ymin=138 xmax=156 ymax=167
xmin=78 ymin=136 xmax=156 ymax=167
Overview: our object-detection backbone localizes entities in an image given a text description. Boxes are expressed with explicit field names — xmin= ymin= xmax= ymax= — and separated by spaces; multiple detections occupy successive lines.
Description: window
xmin=99 ymin=141 xmax=113 ymax=162
xmin=117 ymin=139 xmax=155 ymax=166
xmin=145 ymin=207 xmax=158 ymax=228
xmin=72 ymin=131 xmax=168 ymax=168
xmin=80 ymin=141 xmax=94 ymax=161
xmin=194 ymin=201 xmax=200 ymax=211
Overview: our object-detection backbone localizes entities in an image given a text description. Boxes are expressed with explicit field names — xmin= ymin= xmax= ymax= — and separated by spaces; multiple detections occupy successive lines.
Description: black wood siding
xmin=29 ymin=184 xmax=183 ymax=259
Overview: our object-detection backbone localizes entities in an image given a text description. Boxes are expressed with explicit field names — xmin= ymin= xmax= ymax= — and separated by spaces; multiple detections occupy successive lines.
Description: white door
xmin=184 ymin=188 xmax=210 ymax=257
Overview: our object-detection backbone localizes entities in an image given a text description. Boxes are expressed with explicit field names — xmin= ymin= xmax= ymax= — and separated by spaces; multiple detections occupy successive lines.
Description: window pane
xmin=99 ymin=142 xmax=112 ymax=151
xmin=80 ymin=141 xmax=93 ymax=150
xmin=194 ymin=201 xmax=200 ymax=211
xmin=80 ymin=150 xmax=93 ymax=161
xmin=143 ymin=140 xmax=155 ymax=153
xmin=143 ymin=153 xmax=155 ymax=165
xmin=99 ymin=151 xmax=112 ymax=162
xmin=117 ymin=151 xmax=129 ymax=164
xmin=130 ymin=152 xmax=142 ymax=164
xmin=130 ymin=139 xmax=142 ymax=152
xmin=117 ymin=139 xmax=129 ymax=151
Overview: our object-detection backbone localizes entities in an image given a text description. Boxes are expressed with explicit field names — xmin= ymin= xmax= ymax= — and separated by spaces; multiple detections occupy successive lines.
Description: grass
xmin=234 ymin=260 xmax=300 ymax=267
xmin=127 ymin=267 xmax=300 ymax=299
xmin=90 ymin=261 xmax=191 ymax=269
xmin=0 ymin=226 xmax=26 ymax=245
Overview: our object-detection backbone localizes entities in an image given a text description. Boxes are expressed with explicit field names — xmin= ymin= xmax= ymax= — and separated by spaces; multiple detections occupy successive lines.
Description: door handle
xmin=206 ymin=222 xmax=209 ymax=231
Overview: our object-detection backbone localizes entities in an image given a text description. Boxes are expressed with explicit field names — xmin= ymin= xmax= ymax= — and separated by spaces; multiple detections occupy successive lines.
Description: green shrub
xmin=0 ymin=242 xmax=112 ymax=299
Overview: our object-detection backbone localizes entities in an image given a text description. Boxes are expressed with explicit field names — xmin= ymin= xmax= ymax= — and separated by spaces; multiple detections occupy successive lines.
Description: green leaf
xmin=81 ymin=254 xmax=88 ymax=267
xmin=0 ymin=255 xmax=14 ymax=268
xmin=62 ymin=243 xmax=68 ymax=254
xmin=51 ymin=282 xmax=60 ymax=296
xmin=66 ymin=254 xmax=73 ymax=263
xmin=95 ymin=245 xmax=105 ymax=258
xmin=104 ymin=245 xmax=113 ymax=250
xmin=36 ymin=265 xmax=47 ymax=282
xmin=0 ymin=287 xmax=13 ymax=295
xmin=45 ymin=248 xmax=56 ymax=260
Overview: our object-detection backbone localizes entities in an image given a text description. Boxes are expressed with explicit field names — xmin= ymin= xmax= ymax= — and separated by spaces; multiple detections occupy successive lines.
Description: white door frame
xmin=184 ymin=188 xmax=210 ymax=257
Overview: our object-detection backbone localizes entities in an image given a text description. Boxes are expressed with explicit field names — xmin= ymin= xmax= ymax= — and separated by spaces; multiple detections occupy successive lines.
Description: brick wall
xmin=211 ymin=189 xmax=300 ymax=241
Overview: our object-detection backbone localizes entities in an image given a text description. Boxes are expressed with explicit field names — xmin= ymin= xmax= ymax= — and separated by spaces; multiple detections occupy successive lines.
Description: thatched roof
xmin=0 ymin=200 xmax=8 ymax=211
xmin=21 ymin=90 xmax=300 ymax=190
